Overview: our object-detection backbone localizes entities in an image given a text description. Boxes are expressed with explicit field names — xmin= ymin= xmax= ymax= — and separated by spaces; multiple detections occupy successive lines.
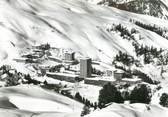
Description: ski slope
xmin=1 ymin=0 xmax=168 ymax=64
xmin=0 ymin=85 xmax=83 ymax=117
xmin=1 ymin=1 xmax=168 ymax=117
xmin=86 ymin=103 xmax=168 ymax=117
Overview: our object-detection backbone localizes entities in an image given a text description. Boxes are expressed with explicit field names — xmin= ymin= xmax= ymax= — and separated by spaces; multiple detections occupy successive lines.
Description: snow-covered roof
xmin=86 ymin=76 xmax=116 ymax=82
xmin=47 ymin=72 xmax=79 ymax=77
xmin=122 ymin=78 xmax=142 ymax=82
xmin=80 ymin=57 xmax=92 ymax=60
xmin=114 ymin=69 xmax=125 ymax=74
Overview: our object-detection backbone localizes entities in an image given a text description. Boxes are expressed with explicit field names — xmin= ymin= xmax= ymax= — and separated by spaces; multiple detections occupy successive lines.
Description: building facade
xmin=80 ymin=58 xmax=92 ymax=78
xmin=64 ymin=52 xmax=75 ymax=61
xmin=46 ymin=72 xmax=83 ymax=83
xmin=113 ymin=70 xmax=124 ymax=81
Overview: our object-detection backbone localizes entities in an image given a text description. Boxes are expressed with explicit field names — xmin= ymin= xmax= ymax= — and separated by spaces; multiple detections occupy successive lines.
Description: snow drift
xmin=0 ymin=85 xmax=83 ymax=117
xmin=86 ymin=103 xmax=168 ymax=117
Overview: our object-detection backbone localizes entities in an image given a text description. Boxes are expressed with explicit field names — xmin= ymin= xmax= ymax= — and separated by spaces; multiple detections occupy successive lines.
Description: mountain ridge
xmin=94 ymin=0 xmax=168 ymax=19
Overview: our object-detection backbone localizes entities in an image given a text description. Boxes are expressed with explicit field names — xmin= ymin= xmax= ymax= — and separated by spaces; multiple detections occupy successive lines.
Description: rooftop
xmin=114 ymin=69 xmax=125 ymax=74
xmin=122 ymin=78 xmax=142 ymax=82
xmin=86 ymin=76 xmax=116 ymax=82
xmin=65 ymin=51 xmax=75 ymax=54
xmin=47 ymin=72 xmax=79 ymax=78
xmin=80 ymin=57 xmax=91 ymax=60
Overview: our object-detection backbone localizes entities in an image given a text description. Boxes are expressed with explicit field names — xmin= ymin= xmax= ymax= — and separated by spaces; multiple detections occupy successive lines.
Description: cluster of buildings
xmin=47 ymin=50 xmax=142 ymax=86
xmin=13 ymin=44 xmax=142 ymax=86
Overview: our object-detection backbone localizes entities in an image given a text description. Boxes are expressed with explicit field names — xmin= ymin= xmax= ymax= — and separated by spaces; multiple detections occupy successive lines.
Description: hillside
xmin=86 ymin=103 xmax=168 ymax=117
xmin=1 ymin=0 xmax=168 ymax=65
xmin=96 ymin=0 xmax=168 ymax=19
xmin=0 ymin=85 xmax=83 ymax=117
xmin=1 ymin=0 xmax=168 ymax=117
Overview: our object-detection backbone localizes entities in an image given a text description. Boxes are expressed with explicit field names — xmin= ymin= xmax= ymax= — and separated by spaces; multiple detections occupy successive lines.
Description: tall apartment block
xmin=80 ymin=58 xmax=92 ymax=78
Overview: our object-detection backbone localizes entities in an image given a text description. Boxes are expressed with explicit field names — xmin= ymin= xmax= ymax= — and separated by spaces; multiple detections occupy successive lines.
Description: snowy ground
xmin=0 ymin=85 xmax=83 ymax=117
xmin=86 ymin=103 xmax=168 ymax=117
xmin=1 ymin=0 xmax=168 ymax=116
xmin=35 ymin=76 xmax=101 ymax=103
xmin=1 ymin=0 xmax=168 ymax=64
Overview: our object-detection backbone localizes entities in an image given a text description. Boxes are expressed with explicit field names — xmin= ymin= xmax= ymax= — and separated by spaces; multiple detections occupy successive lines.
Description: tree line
xmin=98 ymin=83 xmax=152 ymax=108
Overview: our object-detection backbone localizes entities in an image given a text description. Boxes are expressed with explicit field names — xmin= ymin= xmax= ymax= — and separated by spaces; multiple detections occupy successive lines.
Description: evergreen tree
xmin=44 ymin=80 xmax=48 ymax=85
xmin=80 ymin=105 xmax=90 ymax=117
xmin=75 ymin=92 xmax=82 ymax=102
xmin=94 ymin=102 xmax=98 ymax=110
xmin=160 ymin=93 xmax=168 ymax=107
xmin=98 ymin=83 xmax=123 ymax=108
xmin=130 ymin=84 xmax=151 ymax=104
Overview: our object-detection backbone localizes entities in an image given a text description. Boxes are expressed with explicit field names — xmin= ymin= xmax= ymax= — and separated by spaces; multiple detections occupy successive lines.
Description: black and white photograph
xmin=0 ymin=0 xmax=168 ymax=117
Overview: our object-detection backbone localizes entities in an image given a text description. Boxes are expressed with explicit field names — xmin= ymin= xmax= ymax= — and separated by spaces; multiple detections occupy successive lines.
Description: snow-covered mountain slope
xmin=0 ymin=85 xmax=83 ymax=112
xmin=86 ymin=103 xmax=168 ymax=117
xmin=0 ymin=85 xmax=83 ymax=117
xmin=1 ymin=0 xmax=168 ymax=64
xmin=96 ymin=0 xmax=168 ymax=19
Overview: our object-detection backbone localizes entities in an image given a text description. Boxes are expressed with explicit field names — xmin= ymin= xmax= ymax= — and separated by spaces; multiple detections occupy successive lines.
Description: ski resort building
xmin=80 ymin=58 xmax=92 ymax=78
xmin=113 ymin=69 xmax=124 ymax=81
xmin=105 ymin=69 xmax=113 ymax=77
xmin=84 ymin=77 xmax=116 ymax=86
xmin=46 ymin=72 xmax=83 ymax=83
xmin=64 ymin=51 xmax=75 ymax=61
